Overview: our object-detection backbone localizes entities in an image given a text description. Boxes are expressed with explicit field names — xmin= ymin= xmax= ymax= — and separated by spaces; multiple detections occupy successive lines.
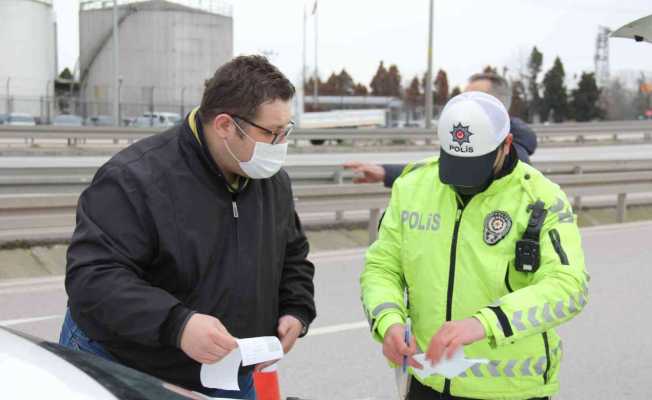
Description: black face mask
xmin=454 ymin=184 xmax=487 ymax=196
xmin=452 ymin=147 xmax=509 ymax=196
xmin=452 ymin=165 xmax=497 ymax=196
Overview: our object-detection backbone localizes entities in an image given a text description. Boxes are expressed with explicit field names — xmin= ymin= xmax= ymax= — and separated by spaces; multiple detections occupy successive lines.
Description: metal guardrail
xmin=2 ymin=158 xmax=652 ymax=194
xmin=1 ymin=120 xmax=652 ymax=145
xmin=1 ymin=171 xmax=651 ymax=245
xmin=0 ymin=158 xmax=649 ymax=194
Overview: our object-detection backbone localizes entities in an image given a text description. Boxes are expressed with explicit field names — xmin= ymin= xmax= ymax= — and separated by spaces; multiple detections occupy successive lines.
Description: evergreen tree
xmin=370 ymin=61 xmax=389 ymax=96
xmin=541 ymin=56 xmax=568 ymax=122
xmin=509 ymin=80 xmax=528 ymax=120
xmin=527 ymin=46 xmax=543 ymax=122
xmin=570 ymin=72 xmax=603 ymax=121
xmin=434 ymin=69 xmax=449 ymax=105
xmin=59 ymin=68 xmax=74 ymax=80
xmin=405 ymin=76 xmax=422 ymax=106
xmin=386 ymin=64 xmax=402 ymax=97
xmin=353 ymin=83 xmax=368 ymax=96
xmin=336 ymin=69 xmax=354 ymax=95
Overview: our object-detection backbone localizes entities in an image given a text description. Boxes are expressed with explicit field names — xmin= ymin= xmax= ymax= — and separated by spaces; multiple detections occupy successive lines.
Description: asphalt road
xmin=1 ymin=222 xmax=651 ymax=399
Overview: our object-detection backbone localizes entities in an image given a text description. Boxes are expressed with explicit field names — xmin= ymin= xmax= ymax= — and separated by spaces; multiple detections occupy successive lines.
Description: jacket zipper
xmin=548 ymin=229 xmax=569 ymax=265
xmin=443 ymin=206 xmax=463 ymax=396
xmin=504 ymin=262 xmax=514 ymax=293
xmin=542 ymin=332 xmax=551 ymax=384
xmin=232 ymin=193 xmax=239 ymax=256
xmin=232 ymin=198 xmax=239 ymax=219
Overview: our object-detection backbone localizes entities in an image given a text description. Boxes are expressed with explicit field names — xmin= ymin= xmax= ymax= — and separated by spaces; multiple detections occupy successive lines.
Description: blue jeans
xmin=58 ymin=308 xmax=256 ymax=399
xmin=58 ymin=308 xmax=117 ymax=361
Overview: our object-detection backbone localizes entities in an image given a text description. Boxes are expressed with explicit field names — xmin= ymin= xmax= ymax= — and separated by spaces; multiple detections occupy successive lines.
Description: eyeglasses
xmin=229 ymin=114 xmax=295 ymax=145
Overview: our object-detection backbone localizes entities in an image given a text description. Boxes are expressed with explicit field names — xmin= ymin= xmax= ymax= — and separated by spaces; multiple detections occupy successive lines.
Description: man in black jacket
xmin=344 ymin=72 xmax=538 ymax=187
xmin=59 ymin=55 xmax=316 ymax=399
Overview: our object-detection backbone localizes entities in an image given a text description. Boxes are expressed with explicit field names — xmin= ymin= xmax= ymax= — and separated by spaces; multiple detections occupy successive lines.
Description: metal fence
xmin=1 ymin=168 xmax=651 ymax=245
xmin=0 ymin=93 xmax=201 ymax=126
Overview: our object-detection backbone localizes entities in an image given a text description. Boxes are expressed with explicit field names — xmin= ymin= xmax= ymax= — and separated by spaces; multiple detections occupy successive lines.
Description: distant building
xmin=79 ymin=0 xmax=233 ymax=119
xmin=0 ymin=0 xmax=57 ymax=119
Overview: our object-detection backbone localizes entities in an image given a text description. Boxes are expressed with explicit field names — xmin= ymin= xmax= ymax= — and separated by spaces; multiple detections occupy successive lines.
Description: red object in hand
xmin=253 ymin=365 xmax=281 ymax=400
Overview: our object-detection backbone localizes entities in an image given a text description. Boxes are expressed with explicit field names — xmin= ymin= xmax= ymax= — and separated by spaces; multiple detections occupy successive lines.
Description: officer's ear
xmin=502 ymin=133 xmax=514 ymax=154
xmin=493 ymin=133 xmax=514 ymax=172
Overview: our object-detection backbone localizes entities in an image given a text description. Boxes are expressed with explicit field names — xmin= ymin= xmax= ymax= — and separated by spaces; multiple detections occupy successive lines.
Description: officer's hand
xmin=179 ymin=313 xmax=237 ymax=364
xmin=382 ymin=323 xmax=422 ymax=369
xmin=255 ymin=315 xmax=303 ymax=372
xmin=342 ymin=161 xmax=386 ymax=184
xmin=425 ymin=317 xmax=486 ymax=365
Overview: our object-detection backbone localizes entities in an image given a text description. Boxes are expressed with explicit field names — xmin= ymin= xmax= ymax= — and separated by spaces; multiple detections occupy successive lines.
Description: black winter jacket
xmin=65 ymin=113 xmax=316 ymax=391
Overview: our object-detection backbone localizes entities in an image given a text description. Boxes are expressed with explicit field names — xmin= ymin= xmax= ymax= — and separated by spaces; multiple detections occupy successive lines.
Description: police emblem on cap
xmin=450 ymin=122 xmax=474 ymax=146
xmin=484 ymin=211 xmax=512 ymax=245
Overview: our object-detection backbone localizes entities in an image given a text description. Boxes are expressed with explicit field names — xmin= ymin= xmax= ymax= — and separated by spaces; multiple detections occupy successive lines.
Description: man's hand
xmin=425 ymin=317 xmax=486 ymax=365
xmin=179 ymin=313 xmax=237 ymax=364
xmin=382 ymin=323 xmax=422 ymax=369
xmin=342 ymin=161 xmax=386 ymax=184
xmin=255 ymin=315 xmax=303 ymax=371
xmin=277 ymin=315 xmax=303 ymax=354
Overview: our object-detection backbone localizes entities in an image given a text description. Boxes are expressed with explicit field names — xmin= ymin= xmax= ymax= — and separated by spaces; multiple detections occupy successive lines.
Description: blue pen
xmin=402 ymin=318 xmax=411 ymax=373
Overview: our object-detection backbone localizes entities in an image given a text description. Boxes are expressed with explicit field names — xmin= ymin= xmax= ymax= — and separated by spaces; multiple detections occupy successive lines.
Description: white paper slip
xmin=200 ymin=348 xmax=242 ymax=391
xmin=200 ymin=336 xmax=284 ymax=391
xmin=412 ymin=348 xmax=489 ymax=379
xmin=236 ymin=336 xmax=284 ymax=366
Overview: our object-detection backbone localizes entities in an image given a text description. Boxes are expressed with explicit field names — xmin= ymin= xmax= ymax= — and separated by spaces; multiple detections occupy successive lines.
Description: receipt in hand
xmin=200 ymin=336 xmax=284 ymax=391
xmin=412 ymin=348 xmax=488 ymax=379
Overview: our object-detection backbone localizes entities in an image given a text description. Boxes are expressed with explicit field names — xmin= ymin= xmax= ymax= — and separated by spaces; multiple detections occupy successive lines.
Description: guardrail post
xmin=644 ymin=132 xmax=651 ymax=142
xmin=368 ymin=208 xmax=381 ymax=244
xmin=617 ymin=193 xmax=627 ymax=223
xmin=334 ymin=170 xmax=344 ymax=222
xmin=572 ymin=166 xmax=583 ymax=215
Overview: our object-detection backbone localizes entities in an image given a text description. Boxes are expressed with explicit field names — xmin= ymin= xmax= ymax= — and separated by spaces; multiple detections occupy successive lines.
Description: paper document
xmin=200 ymin=336 xmax=284 ymax=390
xmin=412 ymin=348 xmax=488 ymax=379
xmin=236 ymin=336 xmax=283 ymax=366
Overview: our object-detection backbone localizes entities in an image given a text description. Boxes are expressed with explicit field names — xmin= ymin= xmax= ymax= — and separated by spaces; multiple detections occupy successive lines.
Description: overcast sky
xmin=53 ymin=0 xmax=651 ymax=89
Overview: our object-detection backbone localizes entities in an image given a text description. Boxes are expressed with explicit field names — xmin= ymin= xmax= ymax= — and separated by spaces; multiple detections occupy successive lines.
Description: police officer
xmin=361 ymin=91 xmax=588 ymax=399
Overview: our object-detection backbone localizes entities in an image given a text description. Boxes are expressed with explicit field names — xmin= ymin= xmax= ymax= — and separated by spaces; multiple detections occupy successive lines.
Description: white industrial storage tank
xmin=0 ymin=0 xmax=56 ymax=119
xmin=79 ymin=0 xmax=233 ymax=120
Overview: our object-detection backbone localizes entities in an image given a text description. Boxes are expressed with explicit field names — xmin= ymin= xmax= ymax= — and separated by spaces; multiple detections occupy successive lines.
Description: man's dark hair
xmin=199 ymin=55 xmax=295 ymax=124
xmin=468 ymin=72 xmax=512 ymax=110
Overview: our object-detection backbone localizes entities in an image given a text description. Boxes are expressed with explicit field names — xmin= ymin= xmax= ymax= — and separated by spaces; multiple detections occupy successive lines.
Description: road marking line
xmin=0 ymin=275 xmax=64 ymax=289
xmin=0 ymin=314 xmax=370 ymax=338
xmin=0 ymin=276 xmax=65 ymax=295
xmin=307 ymin=320 xmax=367 ymax=337
xmin=0 ymin=314 xmax=63 ymax=327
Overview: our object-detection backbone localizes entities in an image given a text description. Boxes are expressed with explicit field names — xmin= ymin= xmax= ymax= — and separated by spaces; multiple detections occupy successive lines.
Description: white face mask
xmin=225 ymin=122 xmax=288 ymax=179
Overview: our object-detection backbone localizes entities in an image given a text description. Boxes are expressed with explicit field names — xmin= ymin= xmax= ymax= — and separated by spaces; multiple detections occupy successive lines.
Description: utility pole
xmin=424 ymin=0 xmax=434 ymax=129
xmin=180 ymin=86 xmax=186 ymax=117
xmin=302 ymin=3 xmax=307 ymax=116
xmin=5 ymin=78 xmax=10 ymax=115
xmin=313 ymin=1 xmax=319 ymax=110
xmin=112 ymin=0 xmax=120 ymax=126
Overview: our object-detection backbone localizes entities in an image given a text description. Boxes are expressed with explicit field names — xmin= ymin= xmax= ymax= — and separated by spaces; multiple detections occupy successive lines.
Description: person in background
xmin=344 ymin=72 xmax=537 ymax=187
